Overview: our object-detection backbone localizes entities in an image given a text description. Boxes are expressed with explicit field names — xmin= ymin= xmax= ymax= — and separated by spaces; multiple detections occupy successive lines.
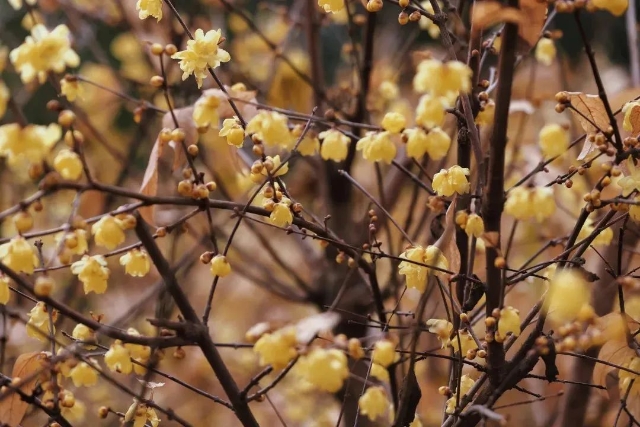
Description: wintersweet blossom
xmin=418 ymin=2 xmax=440 ymax=38
xmin=539 ymin=124 xmax=569 ymax=158
xmin=193 ymin=94 xmax=221 ymax=128
xmin=270 ymin=197 xmax=294 ymax=227
xmin=415 ymin=94 xmax=449 ymax=129
xmin=356 ymin=131 xmax=396 ymax=164
xmin=618 ymin=157 xmax=640 ymax=196
xmin=0 ymin=276 xmax=9 ymax=304
xmin=296 ymin=134 xmax=320 ymax=156
xmin=505 ymin=187 xmax=556 ymax=222
xmin=105 ymin=340 xmax=133 ymax=374
xmin=55 ymin=229 xmax=88 ymax=256
xmin=0 ymin=123 xmax=61 ymax=166
xmin=372 ymin=339 xmax=396 ymax=367
xmin=245 ymin=110 xmax=294 ymax=149
xmin=426 ymin=319 xmax=453 ymax=348
xmin=53 ymin=149 xmax=83 ymax=180
xmin=10 ymin=24 xmax=80 ymax=84
xmin=0 ymin=81 xmax=8 ymax=118
xmin=70 ymin=255 xmax=110 ymax=294
xmin=127 ymin=401 xmax=161 ymax=427
xmin=359 ymin=386 xmax=389 ymax=421
xmin=404 ymin=127 xmax=451 ymax=160
xmin=219 ymin=117 xmax=244 ymax=147
xmin=7 ymin=0 xmax=37 ymax=10
xmin=370 ymin=363 xmax=389 ymax=382
xmin=381 ymin=112 xmax=406 ymax=134
xmin=60 ymin=77 xmax=83 ymax=101
xmin=253 ymin=327 xmax=298 ymax=369
xmin=318 ymin=0 xmax=345 ymax=13
xmin=413 ymin=59 xmax=472 ymax=97
xmin=535 ymin=38 xmax=556 ymax=66
xmin=497 ymin=306 xmax=521 ymax=339
xmin=464 ymin=214 xmax=484 ymax=238
xmin=72 ymin=323 xmax=96 ymax=349
xmin=171 ymin=29 xmax=231 ymax=88
xmin=124 ymin=328 xmax=151 ymax=360
xmin=210 ymin=254 xmax=232 ymax=277
xmin=398 ymin=245 xmax=448 ymax=291
xmin=91 ymin=215 xmax=125 ymax=249
xmin=319 ymin=129 xmax=350 ymax=162
xmin=475 ymin=100 xmax=495 ymax=126
xmin=136 ymin=0 xmax=162 ymax=21
xmin=60 ymin=392 xmax=85 ymax=422
xmin=119 ymin=249 xmax=151 ymax=277
xmin=445 ymin=375 xmax=475 ymax=414
xmin=592 ymin=0 xmax=628 ymax=16
xmin=432 ymin=165 xmax=470 ymax=196
xmin=297 ymin=348 xmax=349 ymax=392
xmin=0 ymin=236 xmax=39 ymax=274
xmin=69 ymin=360 xmax=99 ymax=387
xmin=578 ymin=218 xmax=614 ymax=247
xmin=546 ymin=269 xmax=590 ymax=323
xmin=451 ymin=329 xmax=477 ymax=356
xmin=27 ymin=302 xmax=56 ymax=341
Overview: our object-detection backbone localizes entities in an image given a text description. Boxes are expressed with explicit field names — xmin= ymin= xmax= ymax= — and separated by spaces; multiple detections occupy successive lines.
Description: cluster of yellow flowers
xmin=26 ymin=302 xmax=57 ymax=341
xmin=538 ymin=123 xmax=569 ymax=159
xmin=445 ymin=375 xmax=475 ymax=414
xmin=432 ymin=165 xmax=471 ymax=197
xmin=455 ymin=212 xmax=485 ymax=238
xmin=504 ymin=186 xmax=556 ymax=222
xmin=105 ymin=332 xmax=151 ymax=375
xmin=398 ymin=245 xmax=449 ymax=292
xmin=296 ymin=348 xmax=349 ymax=392
xmin=253 ymin=326 xmax=298 ymax=369
xmin=172 ymin=29 xmax=231 ymax=88
xmin=0 ymin=123 xmax=61 ymax=167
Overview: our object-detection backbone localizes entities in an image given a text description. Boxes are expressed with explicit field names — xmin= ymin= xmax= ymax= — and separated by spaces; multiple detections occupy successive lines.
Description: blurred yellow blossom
xmin=445 ymin=375 xmax=474 ymax=414
xmin=618 ymin=157 xmax=640 ymax=196
xmin=498 ymin=306 xmax=521 ymax=339
xmin=415 ymin=94 xmax=448 ymax=129
xmin=592 ymin=0 xmax=628 ymax=16
xmin=546 ymin=269 xmax=589 ymax=323
xmin=372 ymin=339 xmax=396 ymax=367
xmin=105 ymin=340 xmax=133 ymax=374
xmin=120 ymin=249 xmax=151 ymax=277
xmin=246 ymin=110 xmax=293 ymax=149
xmin=72 ymin=323 xmax=96 ymax=349
xmin=432 ymin=165 xmax=470 ymax=196
xmin=297 ymin=348 xmax=349 ymax=392
xmin=475 ymin=100 xmax=495 ymax=126
xmin=53 ymin=149 xmax=83 ymax=180
xmin=370 ymin=363 xmax=389 ymax=382
xmin=419 ymin=2 xmax=440 ymax=38
xmin=219 ymin=117 xmax=245 ymax=147
xmin=319 ymin=129 xmax=350 ymax=162
xmin=381 ymin=112 xmax=406 ymax=134
xmin=356 ymin=131 xmax=396 ymax=164
xmin=539 ymin=123 xmax=569 ymax=158
xmin=0 ymin=276 xmax=9 ymax=304
xmin=172 ymin=29 xmax=231 ymax=88
xmin=270 ymin=197 xmax=294 ymax=227
xmin=55 ymin=229 xmax=88 ymax=256
xmin=578 ymin=218 xmax=613 ymax=246
xmin=27 ymin=302 xmax=56 ymax=341
xmin=318 ymin=0 xmax=344 ymax=13
xmin=359 ymin=386 xmax=388 ymax=421
xmin=136 ymin=0 xmax=162 ymax=21
xmin=0 ymin=236 xmax=38 ymax=274
xmin=404 ymin=127 xmax=451 ymax=160
xmin=464 ymin=214 xmax=484 ymax=238
xmin=210 ymin=254 xmax=232 ymax=277
xmin=91 ymin=215 xmax=125 ymax=249
xmin=0 ymin=81 xmax=8 ymax=119
xmin=71 ymin=255 xmax=110 ymax=294
xmin=193 ymin=94 xmax=221 ymax=128
xmin=0 ymin=123 xmax=61 ymax=166
xmin=535 ymin=38 xmax=556 ymax=66
xmin=426 ymin=319 xmax=453 ymax=348
xmin=254 ymin=327 xmax=298 ymax=369
xmin=451 ymin=329 xmax=477 ymax=355
xmin=413 ymin=59 xmax=472 ymax=98
xmin=70 ymin=360 xmax=99 ymax=387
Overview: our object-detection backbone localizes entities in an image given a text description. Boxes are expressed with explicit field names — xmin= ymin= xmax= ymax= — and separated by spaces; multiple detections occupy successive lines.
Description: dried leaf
xmin=0 ymin=351 xmax=47 ymax=427
xmin=567 ymin=92 xmax=610 ymax=134
xmin=593 ymin=339 xmax=635 ymax=393
xmin=162 ymin=107 xmax=196 ymax=173
xmin=435 ymin=197 xmax=461 ymax=276
xmin=138 ymin=137 xmax=165 ymax=225
xmin=509 ymin=99 xmax=536 ymax=115
xmin=577 ymin=135 xmax=597 ymax=161
xmin=295 ymin=312 xmax=341 ymax=344
xmin=629 ymin=105 xmax=640 ymax=135
xmin=518 ymin=0 xmax=548 ymax=48
xmin=471 ymin=1 xmax=524 ymax=31
xmin=203 ymin=86 xmax=258 ymax=121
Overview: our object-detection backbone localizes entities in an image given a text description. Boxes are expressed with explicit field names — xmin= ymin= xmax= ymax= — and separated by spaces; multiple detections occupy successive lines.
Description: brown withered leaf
xmin=518 ymin=0 xmax=548 ymax=48
xmin=0 ymin=351 xmax=47 ymax=427
xmin=567 ymin=92 xmax=610 ymax=134
xmin=629 ymin=105 xmax=640 ymax=135
xmin=203 ymin=86 xmax=258 ymax=121
xmin=434 ymin=197 xmax=461 ymax=277
xmin=162 ymin=107 xmax=196 ymax=172
xmin=577 ymin=135 xmax=597 ymax=161
xmin=592 ymin=313 xmax=637 ymax=394
xmin=138 ymin=136 xmax=165 ymax=225
xmin=471 ymin=1 xmax=524 ymax=32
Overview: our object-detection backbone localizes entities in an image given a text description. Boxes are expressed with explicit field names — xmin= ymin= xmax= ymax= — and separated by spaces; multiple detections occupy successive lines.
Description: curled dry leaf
xmin=138 ymin=135 xmax=165 ymax=225
xmin=518 ymin=0 xmax=548 ymax=48
xmin=164 ymin=107 xmax=196 ymax=172
xmin=471 ymin=1 xmax=524 ymax=32
xmin=295 ymin=311 xmax=341 ymax=344
xmin=0 ymin=351 xmax=47 ymax=427
xmin=203 ymin=86 xmax=258 ymax=121
xmin=434 ymin=197 xmax=461 ymax=277
xmin=567 ymin=92 xmax=610 ymax=134
xmin=593 ymin=313 xmax=637 ymax=395
xmin=628 ymin=104 xmax=640 ymax=135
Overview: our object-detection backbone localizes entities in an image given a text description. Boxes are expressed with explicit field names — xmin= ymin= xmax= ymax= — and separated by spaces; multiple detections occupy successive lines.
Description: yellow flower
xmin=531 ymin=187 xmax=556 ymax=222
xmin=404 ymin=127 xmax=451 ymax=161
xmin=0 ymin=276 xmax=9 ymax=304
xmin=505 ymin=187 xmax=555 ymax=222
xmin=253 ymin=327 xmax=298 ymax=369
xmin=419 ymin=1 xmax=440 ymax=38
xmin=105 ymin=340 xmax=133 ymax=374
xmin=130 ymin=402 xmax=160 ymax=427
xmin=578 ymin=218 xmax=613 ymax=246
xmin=297 ymin=348 xmax=349 ymax=392
xmin=592 ymin=0 xmax=628 ymax=16
xmin=210 ymin=254 xmax=232 ymax=277
xmin=426 ymin=318 xmax=453 ymax=348
xmin=372 ymin=339 xmax=396 ymax=367
xmin=246 ymin=110 xmax=294 ymax=149
xmin=379 ymin=80 xmax=399 ymax=100
xmin=0 ymin=123 xmax=61 ymax=166
xmin=70 ymin=255 xmax=110 ymax=294
xmin=136 ymin=0 xmax=162 ymax=21
xmin=0 ymin=81 xmax=8 ymax=119
xmin=318 ymin=0 xmax=344 ymax=13
xmin=0 ymin=236 xmax=39 ymax=274
xmin=623 ymin=101 xmax=640 ymax=133
xmin=546 ymin=269 xmax=589 ymax=323
xmin=10 ymin=24 xmax=80 ymax=84
xmin=270 ymin=197 xmax=294 ymax=227
xmin=370 ymin=363 xmax=389 ymax=382
xmin=413 ymin=59 xmax=472 ymax=97
xmin=53 ymin=149 xmax=83 ymax=180
xmin=432 ymin=165 xmax=470 ymax=196
xmin=219 ymin=117 xmax=244 ymax=147
xmin=445 ymin=375 xmax=474 ymax=414
xmin=55 ymin=229 xmax=88 ymax=256
xmin=91 ymin=215 xmax=126 ymax=250
xmin=60 ymin=392 xmax=85 ymax=423
xmin=72 ymin=323 xmax=96 ymax=349
xmin=356 ymin=131 xmax=396 ymax=164
xmin=539 ymin=123 xmax=569 ymax=158
xmin=296 ymin=134 xmax=320 ymax=156
xmin=381 ymin=112 xmax=406 ymax=134
xmin=464 ymin=214 xmax=484 ymax=238
xmin=27 ymin=302 xmax=56 ymax=341
xmin=629 ymin=196 xmax=640 ymax=222
xmin=193 ymin=94 xmax=220 ymax=128
xmin=319 ymin=129 xmax=350 ymax=162
xmin=535 ymin=38 xmax=556 ymax=66
xmin=415 ymin=94 xmax=449 ymax=129
xmin=8 ymin=0 xmax=36 ymax=9
xmin=60 ymin=78 xmax=83 ymax=102
xmin=619 ymin=357 xmax=640 ymax=396
xmin=618 ymin=157 xmax=640 ymax=196
xmin=261 ymin=155 xmax=289 ymax=177
xmin=450 ymin=329 xmax=477 ymax=355
xmin=497 ymin=306 xmax=521 ymax=339
xmin=124 ymin=328 xmax=152 ymax=360
xmin=171 ymin=29 xmax=231 ymax=88
xmin=475 ymin=99 xmax=495 ymax=126
xmin=398 ymin=245 xmax=448 ymax=291
xmin=359 ymin=386 xmax=388 ymax=421
xmin=119 ymin=249 xmax=151 ymax=277
xmin=69 ymin=360 xmax=99 ymax=387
